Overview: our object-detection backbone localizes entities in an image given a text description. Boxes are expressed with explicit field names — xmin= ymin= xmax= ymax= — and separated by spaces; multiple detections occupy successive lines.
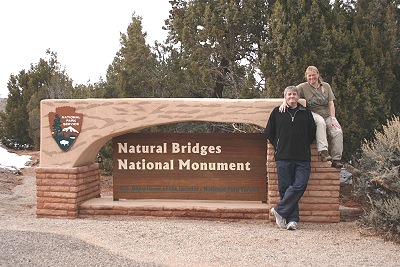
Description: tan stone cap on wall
xmin=40 ymin=98 xmax=300 ymax=168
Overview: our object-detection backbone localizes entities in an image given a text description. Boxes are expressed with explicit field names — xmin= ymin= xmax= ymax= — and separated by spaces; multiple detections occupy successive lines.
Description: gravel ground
xmin=1 ymin=159 xmax=400 ymax=266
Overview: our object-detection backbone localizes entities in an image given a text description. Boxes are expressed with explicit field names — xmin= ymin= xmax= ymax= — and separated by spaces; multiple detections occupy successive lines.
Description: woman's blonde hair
xmin=305 ymin=66 xmax=325 ymax=93
xmin=305 ymin=65 xmax=323 ymax=84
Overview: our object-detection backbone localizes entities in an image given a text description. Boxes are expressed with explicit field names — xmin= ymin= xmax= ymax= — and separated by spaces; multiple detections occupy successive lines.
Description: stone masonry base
xmin=79 ymin=199 xmax=268 ymax=221
xmin=36 ymin=163 xmax=101 ymax=218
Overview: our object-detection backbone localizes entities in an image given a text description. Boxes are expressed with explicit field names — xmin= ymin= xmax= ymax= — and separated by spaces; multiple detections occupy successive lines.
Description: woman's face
xmin=306 ymin=71 xmax=319 ymax=85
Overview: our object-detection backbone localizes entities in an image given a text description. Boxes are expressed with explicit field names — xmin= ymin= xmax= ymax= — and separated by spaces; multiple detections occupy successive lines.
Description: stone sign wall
xmin=36 ymin=98 xmax=339 ymax=222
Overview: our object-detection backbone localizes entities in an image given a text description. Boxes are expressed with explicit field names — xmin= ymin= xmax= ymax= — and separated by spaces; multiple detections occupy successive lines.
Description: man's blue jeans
xmin=274 ymin=160 xmax=311 ymax=223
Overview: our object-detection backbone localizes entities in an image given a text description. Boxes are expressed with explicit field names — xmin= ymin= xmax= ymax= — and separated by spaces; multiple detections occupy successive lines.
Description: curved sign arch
xmin=40 ymin=98 xmax=286 ymax=168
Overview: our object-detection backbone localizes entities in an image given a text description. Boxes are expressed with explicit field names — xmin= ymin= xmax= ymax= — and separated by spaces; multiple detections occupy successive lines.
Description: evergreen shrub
xmin=355 ymin=116 xmax=400 ymax=242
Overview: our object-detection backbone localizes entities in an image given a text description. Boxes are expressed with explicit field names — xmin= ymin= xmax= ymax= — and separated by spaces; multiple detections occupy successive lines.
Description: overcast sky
xmin=0 ymin=0 xmax=171 ymax=98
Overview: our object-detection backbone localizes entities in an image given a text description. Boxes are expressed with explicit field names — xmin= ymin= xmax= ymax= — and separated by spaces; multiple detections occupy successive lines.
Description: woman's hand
xmin=331 ymin=117 xmax=341 ymax=129
xmin=279 ymin=101 xmax=288 ymax=113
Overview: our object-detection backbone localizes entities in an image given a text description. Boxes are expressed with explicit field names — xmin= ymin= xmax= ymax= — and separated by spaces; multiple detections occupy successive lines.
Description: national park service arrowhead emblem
xmin=48 ymin=106 xmax=83 ymax=152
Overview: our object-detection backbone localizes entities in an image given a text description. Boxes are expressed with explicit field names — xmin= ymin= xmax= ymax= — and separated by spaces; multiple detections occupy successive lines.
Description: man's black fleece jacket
xmin=265 ymin=104 xmax=316 ymax=161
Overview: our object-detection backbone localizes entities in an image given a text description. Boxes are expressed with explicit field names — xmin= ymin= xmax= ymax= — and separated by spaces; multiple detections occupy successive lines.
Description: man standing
xmin=265 ymin=86 xmax=316 ymax=230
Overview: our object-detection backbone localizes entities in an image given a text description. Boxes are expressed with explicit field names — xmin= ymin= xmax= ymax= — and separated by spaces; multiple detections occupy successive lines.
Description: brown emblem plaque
xmin=48 ymin=106 xmax=83 ymax=152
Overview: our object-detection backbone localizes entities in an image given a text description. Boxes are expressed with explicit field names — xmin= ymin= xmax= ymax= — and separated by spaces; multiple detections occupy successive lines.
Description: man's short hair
xmin=283 ymin=86 xmax=298 ymax=97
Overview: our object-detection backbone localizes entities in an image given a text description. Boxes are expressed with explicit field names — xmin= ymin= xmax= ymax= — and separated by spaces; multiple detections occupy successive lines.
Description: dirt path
xmin=0 ymin=148 xmax=38 ymax=218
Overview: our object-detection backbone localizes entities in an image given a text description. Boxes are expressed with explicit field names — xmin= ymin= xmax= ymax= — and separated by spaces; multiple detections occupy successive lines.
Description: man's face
xmin=306 ymin=71 xmax=319 ymax=85
xmin=285 ymin=90 xmax=299 ymax=106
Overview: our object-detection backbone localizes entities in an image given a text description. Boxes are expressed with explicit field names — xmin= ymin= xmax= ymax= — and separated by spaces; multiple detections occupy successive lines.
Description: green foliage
xmin=70 ymin=78 xmax=107 ymax=99
xmin=255 ymin=0 xmax=400 ymax=161
xmin=355 ymin=116 xmax=400 ymax=242
xmin=165 ymin=0 xmax=266 ymax=98
xmin=1 ymin=73 xmax=33 ymax=148
xmin=152 ymin=43 xmax=211 ymax=98
xmin=106 ymin=14 xmax=158 ymax=98
xmin=98 ymin=141 xmax=113 ymax=176
xmin=1 ymin=50 xmax=73 ymax=149
xmin=260 ymin=0 xmax=332 ymax=97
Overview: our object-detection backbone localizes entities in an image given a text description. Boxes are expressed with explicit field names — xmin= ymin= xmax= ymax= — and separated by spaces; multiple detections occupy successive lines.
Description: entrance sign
xmin=113 ymin=133 xmax=266 ymax=201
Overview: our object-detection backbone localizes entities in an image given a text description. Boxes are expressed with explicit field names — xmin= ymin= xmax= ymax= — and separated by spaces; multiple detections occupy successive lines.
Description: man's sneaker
xmin=286 ymin=221 xmax=298 ymax=230
xmin=331 ymin=160 xmax=344 ymax=168
xmin=271 ymin=208 xmax=286 ymax=229
xmin=319 ymin=150 xmax=332 ymax=162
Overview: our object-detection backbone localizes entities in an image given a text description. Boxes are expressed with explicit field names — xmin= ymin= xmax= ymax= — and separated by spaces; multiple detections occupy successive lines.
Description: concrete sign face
xmin=113 ymin=133 xmax=266 ymax=201
xmin=48 ymin=106 xmax=83 ymax=152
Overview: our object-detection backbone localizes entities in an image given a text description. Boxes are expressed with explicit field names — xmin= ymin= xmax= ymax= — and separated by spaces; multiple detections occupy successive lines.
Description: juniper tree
xmin=0 ymin=50 xmax=72 ymax=149
xmin=165 ymin=0 xmax=267 ymax=98
xmin=106 ymin=14 xmax=158 ymax=98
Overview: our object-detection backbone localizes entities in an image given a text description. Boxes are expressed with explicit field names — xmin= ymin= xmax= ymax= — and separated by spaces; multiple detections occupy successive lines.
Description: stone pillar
xmin=36 ymin=163 xmax=101 ymax=218
xmin=267 ymin=143 xmax=340 ymax=223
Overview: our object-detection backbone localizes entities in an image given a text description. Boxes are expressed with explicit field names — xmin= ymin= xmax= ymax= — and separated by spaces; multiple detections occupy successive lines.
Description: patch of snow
xmin=340 ymin=167 xmax=353 ymax=184
xmin=0 ymin=146 xmax=32 ymax=171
